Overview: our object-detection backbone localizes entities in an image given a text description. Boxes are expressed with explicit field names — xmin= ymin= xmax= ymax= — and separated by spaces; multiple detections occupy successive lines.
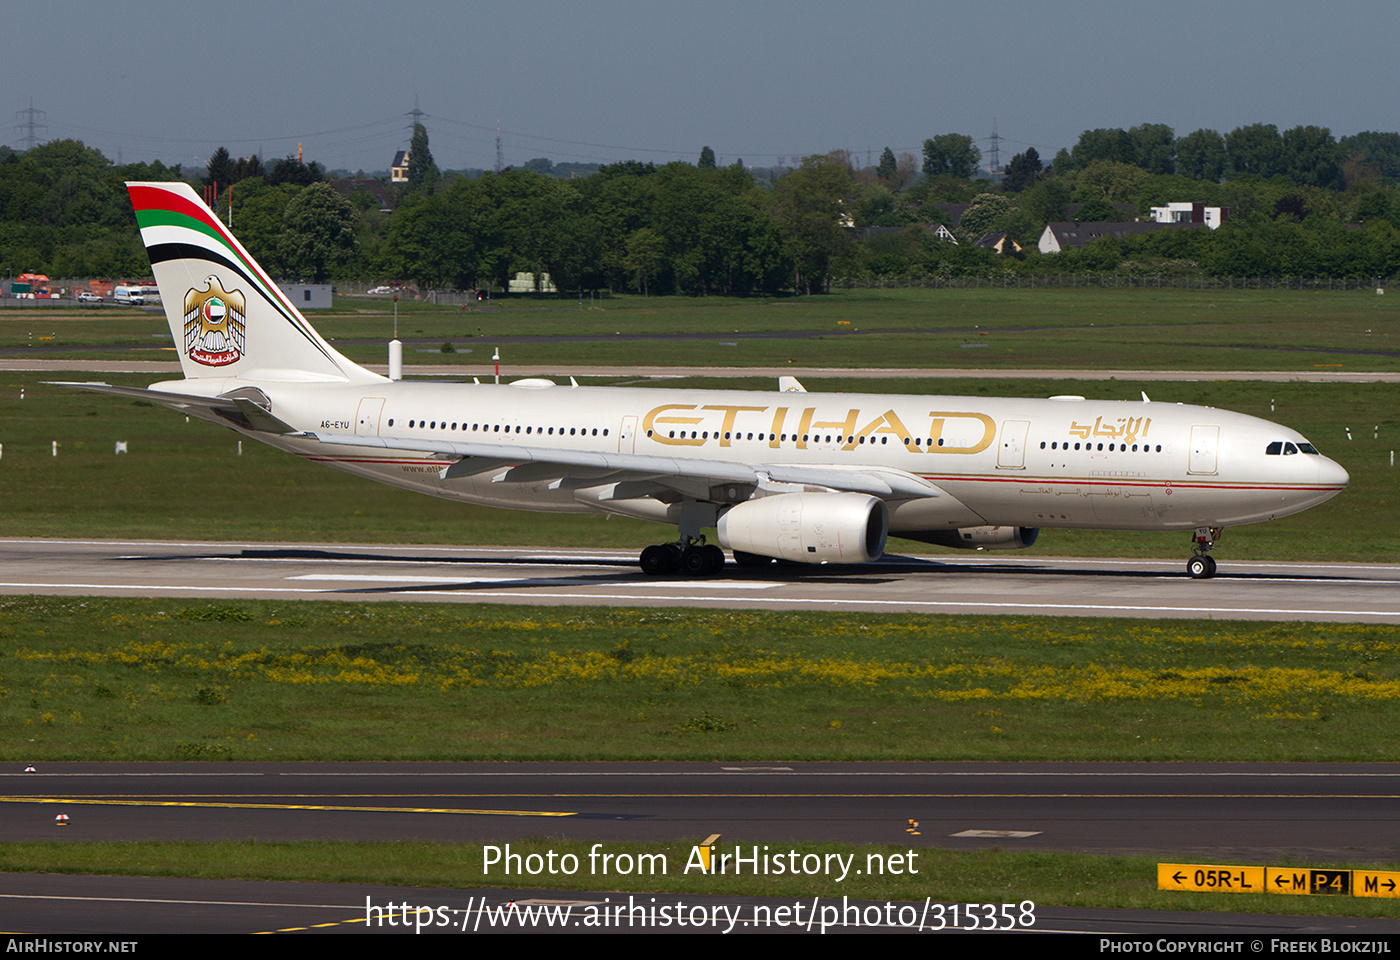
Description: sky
xmin=7 ymin=0 xmax=1399 ymax=175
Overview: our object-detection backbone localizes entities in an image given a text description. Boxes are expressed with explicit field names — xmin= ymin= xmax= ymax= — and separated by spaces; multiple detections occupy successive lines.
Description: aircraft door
xmin=618 ymin=415 xmax=637 ymax=453
xmin=355 ymin=397 xmax=387 ymax=436
xmin=1188 ymin=424 xmax=1219 ymax=475
xmin=997 ymin=419 xmax=1029 ymax=469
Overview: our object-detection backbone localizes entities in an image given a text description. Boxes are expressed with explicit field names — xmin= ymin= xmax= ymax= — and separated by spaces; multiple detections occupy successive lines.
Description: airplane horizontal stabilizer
xmin=51 ymin=382 xmax=299 ymax=435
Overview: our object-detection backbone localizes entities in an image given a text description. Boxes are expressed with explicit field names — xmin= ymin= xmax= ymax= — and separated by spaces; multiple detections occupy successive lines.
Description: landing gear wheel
xmin=1204 ymin=555 xmax=1217 ymax=577
xmin=704 ymin=545 xmax=725 ymax=572
xmin=1187 ymin=555 xmax=1214 ymax=579
xmin=681 ymin=547 xmax=711 ymax=576
xmin=640 ymin=544 xmax=678 ymax=576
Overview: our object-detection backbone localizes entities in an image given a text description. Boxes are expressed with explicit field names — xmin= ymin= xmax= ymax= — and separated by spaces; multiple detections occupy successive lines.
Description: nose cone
xmin=1319 ymin=456 xmax=1350 ymax=492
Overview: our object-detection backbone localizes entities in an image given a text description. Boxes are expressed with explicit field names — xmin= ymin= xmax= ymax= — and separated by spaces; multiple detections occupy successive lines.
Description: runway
xmin=6 ymin=761 xmax=1400 ymax=861
xmin=1 ymin=538 xmax=1397 ymax=622
xmin=5 ymin=762 xmax=1400 ymax=934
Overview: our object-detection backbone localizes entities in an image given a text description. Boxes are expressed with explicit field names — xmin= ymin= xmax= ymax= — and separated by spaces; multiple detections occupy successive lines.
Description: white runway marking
xmin=287 ymin=573 xmax=777 ymax=589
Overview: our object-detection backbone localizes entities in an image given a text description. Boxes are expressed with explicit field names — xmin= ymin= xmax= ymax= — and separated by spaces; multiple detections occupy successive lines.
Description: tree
xmin=407 ymin=122 xmax=439 ymax=194
xmin=698 ymin=146 xmax=717 ymax=169
xmin=1000 ymin=148 xmax=1042 ymax=193
xmin=624 ymin=227 xmax=666 ymax=294
xmin=876 ymin=147 xmax=897 ymax=183
xmin=1280 ymin=125 xmax=1341 ymax=189
xmin=267 ymin=155 xmax=325 ymax=187
xmin=1074 ymin=197 xmax=1124 ymax=222
xmin=1226 ymin=123 xmax=1283 ymax=178
xmin=922 ymin=134 xmax=981 ymax=179
xmin=768 ymin=154 xmax=855 ymax=293
xmin=205 ymin=147 xmax=234 ymax=189
xmin=1129 ymin=123 xmax=1176 ymax=175
xmin=956 ymin=193 xmax=1013 ymax=242
xmin=1065 ymin=128 xmax=1136 ymax=171
xmin=1019 ymin=178 xmax=1071 ymax=228
xmin=892 ymin=152 xmax=919 ymax=192
xmin=279 ymin=182 xmax=358 ymax=282
xmin=1175 ymin=129 xmax=1227 ymax=182
xmin=1339 ymin=131 xmax=1400 ymax=182
xmin=1076 ymin=160 xmax=1149 ymax=203
xmin=233 ymin=153 xmax=265 ymax=182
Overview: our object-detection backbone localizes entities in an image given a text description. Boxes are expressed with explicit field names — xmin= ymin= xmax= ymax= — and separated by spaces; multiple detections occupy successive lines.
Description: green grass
xmin=2 ymin=841 xmax=1397 ymax=919
xmin=4 ymin=597 xmax=1398 ymax=762
xmin=5 ymin=287 xmax=1398 ymax=371
xmin=1 ymin=372 xmax=1393 ymax=560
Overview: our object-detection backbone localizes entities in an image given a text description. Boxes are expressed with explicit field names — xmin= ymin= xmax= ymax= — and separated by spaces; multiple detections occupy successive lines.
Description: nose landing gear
xmin=1187 ymin=526 xmax=1222 ymax=579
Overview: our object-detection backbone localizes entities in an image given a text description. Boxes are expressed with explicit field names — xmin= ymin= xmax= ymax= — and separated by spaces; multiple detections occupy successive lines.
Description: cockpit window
xmin=1267 ymin=440 xmax=1320 ymax=456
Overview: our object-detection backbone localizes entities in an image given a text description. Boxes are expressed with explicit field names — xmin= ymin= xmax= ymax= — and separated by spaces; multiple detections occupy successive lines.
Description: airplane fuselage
xmin=149 ymin=376 xmax=1348 ymax=537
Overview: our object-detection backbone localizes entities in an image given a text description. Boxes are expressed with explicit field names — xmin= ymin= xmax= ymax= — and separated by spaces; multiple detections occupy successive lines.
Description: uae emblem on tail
xmin=183 ymin=276 xmax=246 ymax=366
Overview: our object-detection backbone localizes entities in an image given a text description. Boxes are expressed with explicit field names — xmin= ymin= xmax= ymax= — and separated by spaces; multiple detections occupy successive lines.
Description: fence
xmin=831 ymin=274 xmax=1393 ymax=291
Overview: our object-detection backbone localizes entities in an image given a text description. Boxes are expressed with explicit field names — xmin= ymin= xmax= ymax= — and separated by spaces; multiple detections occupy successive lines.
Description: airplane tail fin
xmin=127 ymin=181 xmax=381 ymax=383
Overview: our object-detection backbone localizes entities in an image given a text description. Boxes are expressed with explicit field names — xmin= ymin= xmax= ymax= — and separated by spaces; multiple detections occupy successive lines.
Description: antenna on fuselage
xmin=493 ymin=347 xmax=500 ymax=385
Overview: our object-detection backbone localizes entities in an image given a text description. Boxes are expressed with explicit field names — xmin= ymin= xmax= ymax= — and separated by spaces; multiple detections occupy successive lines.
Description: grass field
xmin=4 ymin=286 xmax=1397 ymax=371
xmin=4 ymin=597 xmax=1397 ymax=763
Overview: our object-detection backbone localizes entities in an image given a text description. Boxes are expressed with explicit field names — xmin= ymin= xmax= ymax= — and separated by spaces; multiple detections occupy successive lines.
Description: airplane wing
xmin=52 ymin=381 xmax=946 ymax=502
xmin=310 ymin=431 xmax=945 ymax=501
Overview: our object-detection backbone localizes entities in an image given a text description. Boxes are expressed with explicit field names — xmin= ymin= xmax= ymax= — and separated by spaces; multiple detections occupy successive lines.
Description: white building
xmin=1149 ymin=202 xmax=1229 ymax=230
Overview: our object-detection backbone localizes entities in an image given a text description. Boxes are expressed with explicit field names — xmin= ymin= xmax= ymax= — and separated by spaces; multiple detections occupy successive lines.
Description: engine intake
xmin=718 ymin=493 xmax=888 ymax=565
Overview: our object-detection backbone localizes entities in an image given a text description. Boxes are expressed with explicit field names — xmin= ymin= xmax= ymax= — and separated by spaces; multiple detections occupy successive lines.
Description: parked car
xmin=77 ymin=291 xmax=103 ymax=303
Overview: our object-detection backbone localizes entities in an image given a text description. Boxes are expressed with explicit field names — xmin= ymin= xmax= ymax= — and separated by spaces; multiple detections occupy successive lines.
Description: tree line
xmin=9 ymin=121 xmax=1400 ymax=292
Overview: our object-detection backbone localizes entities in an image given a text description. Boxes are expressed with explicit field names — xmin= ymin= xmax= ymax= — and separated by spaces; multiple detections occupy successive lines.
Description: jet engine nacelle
xmin=718 ymin=492 xmax=888 ymax=565
xmin=921 ymin=525 xmax=1040 ymax=550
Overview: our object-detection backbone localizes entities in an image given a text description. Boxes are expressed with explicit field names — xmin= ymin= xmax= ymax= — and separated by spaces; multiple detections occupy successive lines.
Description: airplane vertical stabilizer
xmin=127 ymin=181 xmax=381 ymax=384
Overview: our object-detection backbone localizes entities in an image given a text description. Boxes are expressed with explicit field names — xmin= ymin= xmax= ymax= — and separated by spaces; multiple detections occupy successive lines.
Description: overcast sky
xmin=8 ymin=0 xmax=1398 ymax=174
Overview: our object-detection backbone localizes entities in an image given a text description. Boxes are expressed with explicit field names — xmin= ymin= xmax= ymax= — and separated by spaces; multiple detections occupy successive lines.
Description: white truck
xmin=112 ymin=285 xmax=146 ymax=306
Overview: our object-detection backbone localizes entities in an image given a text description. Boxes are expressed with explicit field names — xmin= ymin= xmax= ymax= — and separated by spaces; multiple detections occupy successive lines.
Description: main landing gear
xmin=1187 ymin=526 xmax=1222 ymax=579
xmin=639 ymin=538 xmax=726 ymax=577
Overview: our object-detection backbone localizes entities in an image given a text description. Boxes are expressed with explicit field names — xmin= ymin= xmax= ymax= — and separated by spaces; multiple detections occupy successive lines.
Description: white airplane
xmin=60 ymin=182 xmax=1349 ymax=579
